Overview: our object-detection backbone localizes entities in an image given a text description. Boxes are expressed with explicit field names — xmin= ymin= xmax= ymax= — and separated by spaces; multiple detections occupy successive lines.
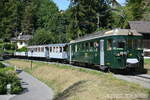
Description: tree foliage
xmin=67 ymin=0 xmax=112 ymax=39
xmin=0 ymin=0 xmax=22 ymax=40
xmin=29 ymin=28 xmax=54 ymax=45
xmin=0 ymin=0 xmax=150 ymax=45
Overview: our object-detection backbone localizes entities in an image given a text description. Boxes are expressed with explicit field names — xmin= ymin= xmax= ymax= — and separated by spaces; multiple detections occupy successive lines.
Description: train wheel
xmin=99 ymin=66 xmax=109 ymax=72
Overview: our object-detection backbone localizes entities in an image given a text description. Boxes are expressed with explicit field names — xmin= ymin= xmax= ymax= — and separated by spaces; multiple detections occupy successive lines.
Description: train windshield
xmin=127 ymin=39 xmax=143 ymax=50
xmin=113 ymin=39 xmax=126 ymax=50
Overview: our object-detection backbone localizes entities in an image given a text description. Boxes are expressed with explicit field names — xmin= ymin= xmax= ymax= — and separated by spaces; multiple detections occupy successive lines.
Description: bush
xmin=0 ymin=44 xmax=3 ymax=49
xmin=3 ymin=43 xmax=11 ymax=50
xmin=0 ymin=73 xmax=7 ymax=94
xmin=11 ymin=81 xmax=23 ymax=94
xmin=0 ymin=83 xmax=7 ymax=94
xmin=0 ymin=39 xmax=3 ymax=43
xmin=16 ymin=47 xmax=27 ymax=52
xmin=0 ymin=67 xmax=22 ymax=94
xmin=0 ymin=62 xmax=5 ymax=68
xmin=3 ymin=43 xmax=16 ymax=50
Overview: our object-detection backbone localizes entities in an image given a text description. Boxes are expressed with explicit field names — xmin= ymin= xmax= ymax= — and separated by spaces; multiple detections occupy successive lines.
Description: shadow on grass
xmin=53 ymin=80 xmax=88 ymax=100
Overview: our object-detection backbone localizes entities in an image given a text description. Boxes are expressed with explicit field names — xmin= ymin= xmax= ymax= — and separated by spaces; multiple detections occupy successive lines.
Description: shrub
xmin=0 ymin=83 xmax=7 ymax=94
xmin=0 ymin=62 xmax=5 ymax=68
xmin=3 ymin=43 xmax=11 ymax=50
xmin=0 ymin=39 xmax=3 ymax=43
xmin=0 ymin=67 xmax=22 ymax=94
xmin=3 ymin=43 xmax=16 ymax=50
xmin=16 ymin=47 xmax=27 ymax=52
xmin=0 ymin=73 xmax=7 ymax=94
xmin=11 ymin=81 xmax=23 ymax=94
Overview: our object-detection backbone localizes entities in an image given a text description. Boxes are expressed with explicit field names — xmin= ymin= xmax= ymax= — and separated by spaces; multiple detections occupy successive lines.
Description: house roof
xmin=11 ymin=35 xmax=32 ymax=41
xmin=129 ymin=21 xmax=150 ymax=34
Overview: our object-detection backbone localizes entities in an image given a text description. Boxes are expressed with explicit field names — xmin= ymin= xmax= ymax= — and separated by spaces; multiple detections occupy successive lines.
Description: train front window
xmin=128 ymin=39 xmax=142 ymax=50
xmin=113 ymin=39 xmax=126 ymax=50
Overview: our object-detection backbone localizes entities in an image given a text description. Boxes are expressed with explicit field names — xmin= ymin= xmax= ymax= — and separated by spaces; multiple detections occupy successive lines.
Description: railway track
xmin=113 ymin=74 xmax=150 ymax=89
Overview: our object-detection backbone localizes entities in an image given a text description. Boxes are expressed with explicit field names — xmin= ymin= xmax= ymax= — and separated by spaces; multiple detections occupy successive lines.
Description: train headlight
xmin=128 ymin=53 xmax=132 ymax=56
xmin=141 ymin=53 xmax=144 ymax=56
xmin=116 ymin=53 xmax=120 ymax=56
xmin=120 ymin=52 xmax=124 ymax=56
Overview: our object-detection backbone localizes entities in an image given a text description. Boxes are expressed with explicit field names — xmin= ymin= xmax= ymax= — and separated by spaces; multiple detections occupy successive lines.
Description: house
xmin=128 ymin=21 xmax=150 ymax=56
xmin=11 ymin=33 xmax=32 ymax=49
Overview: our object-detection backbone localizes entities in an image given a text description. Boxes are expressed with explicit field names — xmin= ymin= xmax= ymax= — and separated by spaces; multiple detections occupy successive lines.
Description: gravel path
xmin=10 ymin=71 xmax=54 ymax=100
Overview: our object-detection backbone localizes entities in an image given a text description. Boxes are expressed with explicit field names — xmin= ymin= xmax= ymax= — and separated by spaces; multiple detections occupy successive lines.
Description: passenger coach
xmin=28 ymin=43 xmax=68 ymax=59
xmin=68 ymin=29 xmax=144 ymax=71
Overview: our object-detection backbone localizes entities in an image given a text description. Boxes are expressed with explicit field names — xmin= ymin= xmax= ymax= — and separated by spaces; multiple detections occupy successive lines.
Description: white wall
xmin=17 ymin=41 xmax=27 ymax=49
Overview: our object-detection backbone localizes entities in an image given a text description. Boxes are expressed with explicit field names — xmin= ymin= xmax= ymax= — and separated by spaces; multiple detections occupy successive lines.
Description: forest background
xmin=0 ymin=0 xmax=150 ymax=45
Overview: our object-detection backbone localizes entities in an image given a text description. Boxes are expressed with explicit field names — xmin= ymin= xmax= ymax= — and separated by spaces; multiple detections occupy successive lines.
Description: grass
xmin=5 ymin=59 xmax=150 ymax=100
xmin=144 ymin=58 xmax=150 ymax=74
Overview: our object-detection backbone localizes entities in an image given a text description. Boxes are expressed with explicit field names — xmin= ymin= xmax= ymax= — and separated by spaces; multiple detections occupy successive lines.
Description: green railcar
xmin=68 ymin=29 xmax=144 ymax=71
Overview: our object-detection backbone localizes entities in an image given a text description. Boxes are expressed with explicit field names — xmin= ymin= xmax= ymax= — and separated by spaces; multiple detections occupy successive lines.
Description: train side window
xmin=64 ymin=46 xmax=67 ymax=52
xmin=89 ymin=42 xmax=93 ymax=51
xmin=38 ymin=48 xmax=41 ymax=52
xmin=107 ymin=39 xmax=112 ymax=50
xmin=28 ymin=48 xmax=31 ymax=52
xmin=32 ymin=48 xmax=34 ymax=52
xmin=85 ymin=42 xmax=88 ymax=51
xmin=84 ymin=43 xmax=86 ymax=51
xmin=53 ymin=47 xmax=55 ymax=52
xmin=41 ymin=48 xmax=43 ymax=52
xmin=56 ymin=47 xmax=58 ymax=52
xmin=35 ymin=48 xmax=37 ymax=52
xmin=94 ymin=41 xmax=99 ymax=51
xmin=49 ymin=47 xmax=51 ymax=52
xmin=60 ymin=47 xmax=62 ymax=52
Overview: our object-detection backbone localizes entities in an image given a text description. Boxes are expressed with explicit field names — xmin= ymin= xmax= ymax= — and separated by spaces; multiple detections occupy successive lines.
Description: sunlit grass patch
xmin=5 ymin=59 xmax=150 ymax=100
xmin=144 ymin=58 xmax=150 ymax=74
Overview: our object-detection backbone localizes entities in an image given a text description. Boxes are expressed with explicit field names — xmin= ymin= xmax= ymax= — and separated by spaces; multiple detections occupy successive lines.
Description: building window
xmin=20 ymin=41 xmax=23 ymax=45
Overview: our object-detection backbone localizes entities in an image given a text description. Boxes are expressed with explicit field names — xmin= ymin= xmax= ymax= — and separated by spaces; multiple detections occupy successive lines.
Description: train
xmin=14 ymin=29 xmax=144 ymax=72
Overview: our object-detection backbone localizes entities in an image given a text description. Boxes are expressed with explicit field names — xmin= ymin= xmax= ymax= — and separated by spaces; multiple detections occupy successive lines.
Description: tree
xmin=0 ymin=0 xmax=22 ymax=40
xmin=21 ymin=0 xmax=37 ymax=35
xmin=142 ymin=0 xmax=150 ymax=21
xmin=121 ymin=0 xmax=143 ymax=28
xmin=68 ymin=0 xmax=112 ymax=40
xmin=29 ymin=28 xmax=54 ymax=45
xmin=106 ymin=0 xmax=121 ymax=8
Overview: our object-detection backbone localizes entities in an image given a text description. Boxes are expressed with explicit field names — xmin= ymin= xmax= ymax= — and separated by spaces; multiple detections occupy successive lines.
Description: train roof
xmin=47 ymin=43 xmax=67 ymax=47
xmin=70 ymin=29 xmax=142 ymax=43
xmin=28 ymin=43 xmax=67 ymax=48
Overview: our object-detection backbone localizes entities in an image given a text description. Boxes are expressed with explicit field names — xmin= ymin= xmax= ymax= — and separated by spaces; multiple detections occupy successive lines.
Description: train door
xmin=69 ymin=45 xmax=72 ymax=63
xmin=100 ymin=40 xmax=104 ymax=65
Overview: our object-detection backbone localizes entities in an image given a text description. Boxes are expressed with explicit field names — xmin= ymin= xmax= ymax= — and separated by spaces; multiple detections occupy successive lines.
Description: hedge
xmin=0 ymin=64 xmax=23 ymax=94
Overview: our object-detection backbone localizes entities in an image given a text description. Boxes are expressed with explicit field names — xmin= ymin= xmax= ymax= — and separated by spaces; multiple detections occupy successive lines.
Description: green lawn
xmin=5 ymin=59 xmax=150 ymax=100
xmin=144 ymin=58 xmax=150 ymax=74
